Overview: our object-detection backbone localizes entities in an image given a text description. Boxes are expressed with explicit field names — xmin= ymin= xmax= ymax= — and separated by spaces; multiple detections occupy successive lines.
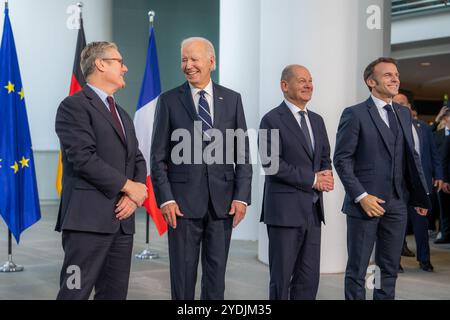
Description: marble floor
xmin=0 ymin=205 xmax=449 ymax=300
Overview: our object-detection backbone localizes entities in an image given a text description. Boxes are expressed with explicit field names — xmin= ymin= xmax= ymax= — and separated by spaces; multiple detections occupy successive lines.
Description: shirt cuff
xmin=312 ymin=174 xmax=317 ymax=188
xmin=160 ymin=200 xmax=176 ymax=209
xmin=355 ymin=192 xmax=368 ymax=203
xmin=233 ymin=200 xmax=248 ymax=207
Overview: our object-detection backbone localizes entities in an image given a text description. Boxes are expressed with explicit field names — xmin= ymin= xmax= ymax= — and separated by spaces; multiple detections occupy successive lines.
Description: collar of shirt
xmin=189 ymin=79 xmax=214 ymax=121
xmin=87 ymin=83 xmax=114 ymax=111
xmin=371 ymin=94 xmax=392 ymax=112
xmin=189 ymin=79 xmax=213 ymax=101
xmin=284 ymin=99 xmax=309 ymax=116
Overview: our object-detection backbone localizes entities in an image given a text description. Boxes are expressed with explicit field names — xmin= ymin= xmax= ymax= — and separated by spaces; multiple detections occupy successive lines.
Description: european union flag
xmin=0 ymin=6 xmax=41 ymax=243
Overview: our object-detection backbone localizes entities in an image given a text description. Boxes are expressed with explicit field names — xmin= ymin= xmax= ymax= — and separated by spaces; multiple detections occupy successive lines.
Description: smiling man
xmin=334 ymin=57 xmax=431 ymax=300
xmin=259 ymin=64 xmax=333 ymax=300
xmin=150 ymin=37 xmax=252 ymax=300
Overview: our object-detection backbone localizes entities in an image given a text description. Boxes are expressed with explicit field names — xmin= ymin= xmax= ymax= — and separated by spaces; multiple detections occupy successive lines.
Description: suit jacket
xmin=150 ymin=81 xmax=252 ymax=219
xmin=413 ymin=120 xmax=443 ymax=190
xmin=55 ymin=85 xmax=146 ymax=234
xmin=259 ymin=102 xmax=332 ymax=226
xmin=333 ymin=97 xmax=431 ymax=218
xmin=434 ymin=128 xmax=447 ymax=155
xmin=442 ymin=136 xmax=450 ymax=182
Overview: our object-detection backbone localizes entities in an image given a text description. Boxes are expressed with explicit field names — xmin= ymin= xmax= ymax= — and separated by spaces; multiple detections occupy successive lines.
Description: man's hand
xmin=433 ymin=179 xmax=444 ymax=192
xmin=415 ymin=207 xmax=428 ymax=216
xmin=442 ymin=182 xmax=450 ymax=194
xmin=229 ymin=201 xmax=247 ymax=228
xmin=360 ymin=194 xmax=385 ymax=217
xmin=121 ymin=179 xmax=147 ymax=206
xmin=313 ymin=170 xmax=334 ymax=192
xmin=161 ymin=202 xmax=184 ymax=229
xmin=115 ymin=195 xmax=137 ymax=220
xmin=435 ymin=106 xmax=449 ymax=123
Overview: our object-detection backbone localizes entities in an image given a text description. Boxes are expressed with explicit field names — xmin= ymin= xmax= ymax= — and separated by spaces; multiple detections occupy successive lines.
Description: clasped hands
xmin=313 ymin=170 xmax=334 ymax=192
xmin=116 ymin=179 xmax=148 ymax=221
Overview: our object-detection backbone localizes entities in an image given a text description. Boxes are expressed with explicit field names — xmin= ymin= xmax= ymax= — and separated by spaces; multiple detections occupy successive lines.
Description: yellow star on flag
xmin=20 ymin=157 xmax=30 ymax=168
xmin=11 ymin=161 xmax=19 ymax=174
xmin=4 ymin=81 xmax=15 ymax=93
xmin=18 ymin=88 xmax=25 ymax=100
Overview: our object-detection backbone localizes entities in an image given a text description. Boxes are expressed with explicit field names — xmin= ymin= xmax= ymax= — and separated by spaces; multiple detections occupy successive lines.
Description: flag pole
xmin=135 ymin=10 xmax=160 ymax=260
xmin=0 ymin=230 xmax=24 ymax=272
xmin=5 ymin=0 xmax=8 ymax=10
xmin=77 ymin=2 xmax=83 ymax=20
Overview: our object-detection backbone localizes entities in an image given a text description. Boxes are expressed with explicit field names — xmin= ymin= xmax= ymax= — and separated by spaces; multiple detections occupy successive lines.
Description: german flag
xmin=55 ymin=16 xmax=86 ymax=195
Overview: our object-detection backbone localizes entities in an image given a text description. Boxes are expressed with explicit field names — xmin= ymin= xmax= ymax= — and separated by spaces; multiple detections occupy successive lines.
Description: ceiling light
xmin=420 ymin=62 xmax=431 ymax=67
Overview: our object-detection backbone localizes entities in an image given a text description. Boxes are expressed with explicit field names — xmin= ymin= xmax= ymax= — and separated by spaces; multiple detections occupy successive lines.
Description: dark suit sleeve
xmin=319 ymin=117 xmax=332 ymax=171
xmin=55 ymin=99 xmax=127 ymax=199
xmin=232 ymin=94 xmax=253 ymax=205
xmin=426 ymin=124 xmax=443 ymax=181
xmin=259 ymin=114 xmax=315 ymax=192
xmin=124 ymin=113 xmax=147 ymax=184
xmin=333 ymin=107 xmax=366 ymax=200
xmin=150 ymin=96 xmax=174 ymax=206
xmin=443 ymin=137 xmax=450 ymax=182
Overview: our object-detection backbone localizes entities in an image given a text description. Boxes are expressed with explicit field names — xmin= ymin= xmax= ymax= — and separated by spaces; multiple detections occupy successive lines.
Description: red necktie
xmin=106 ymin=96 xmax=126 ymax=142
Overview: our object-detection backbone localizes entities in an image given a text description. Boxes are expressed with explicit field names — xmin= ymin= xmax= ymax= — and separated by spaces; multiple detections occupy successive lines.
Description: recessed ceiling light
xmin=420 ymin=62 xmax=431 ymax=67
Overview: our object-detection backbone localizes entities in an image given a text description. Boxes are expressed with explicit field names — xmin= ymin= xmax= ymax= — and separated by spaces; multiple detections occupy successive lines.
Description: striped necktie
xmin=198 ymin=90 xmax=213 ymax=138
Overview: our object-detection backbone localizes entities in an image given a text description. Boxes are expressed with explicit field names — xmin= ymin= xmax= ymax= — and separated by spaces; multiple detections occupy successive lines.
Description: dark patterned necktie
xmin=383 ymin=104 xmax=398 ymax=137
xmin=198 ymin=90 xmax=213 ymax=138
xmin=299 ymin=110 xmax=314 ymax=156
xmin=106 ymin=96 xmax=126 ymax=142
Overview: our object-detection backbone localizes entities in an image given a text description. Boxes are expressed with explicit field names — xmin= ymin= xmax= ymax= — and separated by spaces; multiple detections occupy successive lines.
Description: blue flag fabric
xmin=0 ymin=7 xmax=41 ymax=243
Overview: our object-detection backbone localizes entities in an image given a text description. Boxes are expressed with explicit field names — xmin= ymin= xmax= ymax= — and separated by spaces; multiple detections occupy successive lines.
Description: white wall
xmin=392 ymin=10 xmax=450 ymax=45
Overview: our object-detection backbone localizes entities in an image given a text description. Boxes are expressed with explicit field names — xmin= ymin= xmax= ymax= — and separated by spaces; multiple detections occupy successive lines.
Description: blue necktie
xmin=384 ymin=104 xmax=398 ymax=137
xmin=198 ymin=90 xmax=213 ymax=138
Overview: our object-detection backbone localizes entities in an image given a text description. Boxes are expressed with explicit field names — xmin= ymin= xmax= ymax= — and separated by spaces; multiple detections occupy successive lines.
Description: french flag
xmin=134 ymin=27 xmax=167 ymax=236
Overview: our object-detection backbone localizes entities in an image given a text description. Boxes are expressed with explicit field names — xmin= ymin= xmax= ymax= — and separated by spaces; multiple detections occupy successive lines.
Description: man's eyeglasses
xmin=102 ymin=58 xmax=124 ymax=67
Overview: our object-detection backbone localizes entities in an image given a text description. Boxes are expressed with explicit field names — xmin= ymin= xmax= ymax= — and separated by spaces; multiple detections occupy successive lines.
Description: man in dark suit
xmin=150 ymin=37 xmax=252 ymax=300
xmin=55 ymin=42 xmax=147 ymax=300
xmin=334 ymin=57 xmax=430 ymax=300
xmin=433 ymin=110 xmax=450 ymax=243
xmin=393 ymin=93 xmax=443 ymax=271
xmin=259 ymin=65 xmax=334 ymax=300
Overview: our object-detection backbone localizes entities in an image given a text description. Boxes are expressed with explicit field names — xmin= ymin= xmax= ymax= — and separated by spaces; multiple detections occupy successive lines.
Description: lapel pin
xmin=218 ymin=97 xmax=224 ymax=100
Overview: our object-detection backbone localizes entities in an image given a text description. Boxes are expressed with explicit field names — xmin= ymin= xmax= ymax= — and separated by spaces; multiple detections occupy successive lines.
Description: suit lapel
xmin=116 ymin=105 xmax=132 ymax=156
xmin=309 ymin=112 xmax=321 ymax=167
xmin=212 ymin=82 xmax=225 ymax=129
xmin=394 ymin=104 xmax=414 ymax=150
xmin=83 ymin=86 xmax=127 ymax=147
xmin=279 ymin=102 xmax=313 ymax=160
xmin=178 ymin=82 xmax=198 ymax=122
xmin=413 ymin=120 xmax=424 ymax=155
xmin=367 ymin=98 xmax=394 ymax=158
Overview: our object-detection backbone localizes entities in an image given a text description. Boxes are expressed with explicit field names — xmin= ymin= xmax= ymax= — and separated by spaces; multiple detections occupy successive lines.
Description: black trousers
xmin=168 ymin=203 xmax=233 ymax=300
xmin=267 ymin=202 xmax=322 ymax=300
xmin=56 ymin=227 xmax=133 ymax=300
xmin=345 ymin=197 xmax=407 ymax=300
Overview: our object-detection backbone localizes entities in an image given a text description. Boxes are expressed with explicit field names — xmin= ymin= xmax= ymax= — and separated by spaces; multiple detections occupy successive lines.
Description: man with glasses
xmin=55 ymin=41 xmax=147 ymax=299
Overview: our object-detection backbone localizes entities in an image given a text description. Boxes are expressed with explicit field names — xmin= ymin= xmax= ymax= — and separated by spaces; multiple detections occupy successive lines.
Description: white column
xmin=220 ymin=0 xmax=390 ymax=272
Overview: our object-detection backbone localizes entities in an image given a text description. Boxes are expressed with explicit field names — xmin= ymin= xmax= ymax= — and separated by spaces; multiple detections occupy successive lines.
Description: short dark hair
xmin=363 ymin=57 xmax=398 ymax=92
xmin=80 ymin=41 xmax=118 ymax=79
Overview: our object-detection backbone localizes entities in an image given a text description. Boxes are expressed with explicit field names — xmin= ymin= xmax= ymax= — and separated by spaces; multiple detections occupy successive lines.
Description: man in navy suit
xmin=334 ymin=57 xmax=430 ymax=300
xmin=393 ymin=93 xmax=443 ymax=272
xmin=55 ymin=42 xmax=148 ymax=299
xmin=259 ymin=65 xmax=334 ymax=300
xmin=151 ymin=37 xmax=252 ymax=300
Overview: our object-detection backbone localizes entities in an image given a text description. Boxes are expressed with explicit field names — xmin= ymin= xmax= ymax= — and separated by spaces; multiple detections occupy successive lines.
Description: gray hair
xmin=80 ymin=41 xmax=118 ymax=79
xmin=181 ymin=37 xmax=216 ymax=71
xmin=281 ymin=64 xmax=305 ymax=82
